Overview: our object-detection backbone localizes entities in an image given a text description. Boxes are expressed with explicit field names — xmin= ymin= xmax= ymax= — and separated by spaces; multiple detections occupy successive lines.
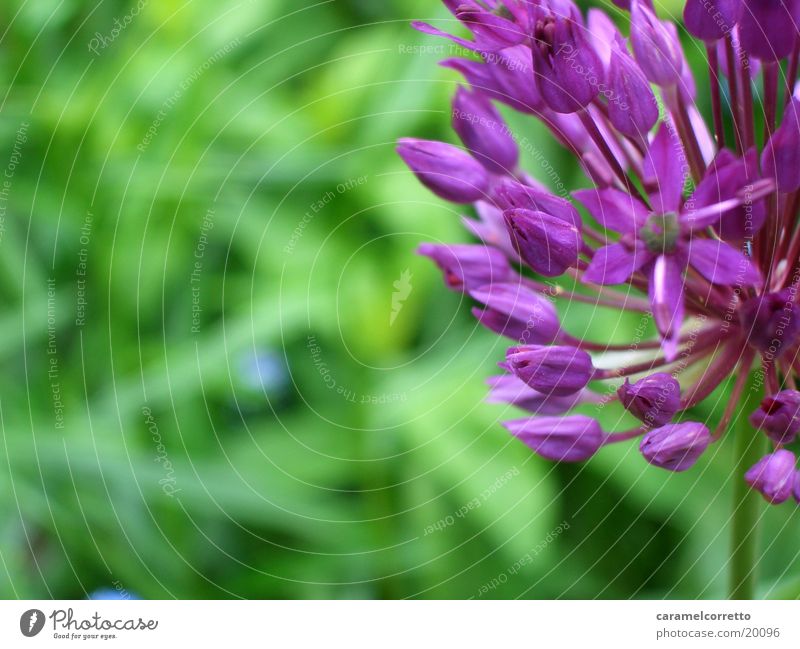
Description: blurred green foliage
xmin=0 ymin=0 xmax=797 ymax=600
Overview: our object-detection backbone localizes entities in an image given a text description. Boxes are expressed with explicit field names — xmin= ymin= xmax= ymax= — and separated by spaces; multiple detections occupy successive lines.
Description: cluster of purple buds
xmin=400 ymin=0 xmax=800 ymax=505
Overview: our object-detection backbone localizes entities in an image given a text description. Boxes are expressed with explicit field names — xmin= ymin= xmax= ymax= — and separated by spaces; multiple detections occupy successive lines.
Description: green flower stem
xmin=729 ymin=368 xmax=765 ymax=600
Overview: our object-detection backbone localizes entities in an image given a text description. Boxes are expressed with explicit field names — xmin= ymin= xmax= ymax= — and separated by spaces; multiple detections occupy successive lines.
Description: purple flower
xmin=745 ymin=450 xmax=797 ymax=504
xmin=470 ymin=282 xmax=561 ymax=343
xmin=618 ymin=373 xmax=681 ymax=428
xmin=586 ymin=9 xmax=622 ymax=70
xmin=397 ymin=139 xmax=489 ymax=203
xmin=640 ymin=422 xmax=712 ymax=472
xmin=607 ymin=36 xmax=659 ymax=139
xmin=504 ymin=415 xmax=604 ymax=461
xmin=683 ymin=0 xmax=741 ymax=42
xmin=749 ymin=391 xmax=800 ymax=444
xmin=442 ymin=46 xmax=543 ymax=114
xmin=452 ymin=86 xmax=519 ymax=174
xmin=404 ymin=0 xmax=800 ymax=505
xmin=454 ymin=4 xmax=527 ymax=51
xmin=493 ymin=180 xmax=581 ymax=227
xmin=486 ymin=374 xmax=595 ymax=415
xmin=739 ymin=0 xmax=800 ymax=60
xmin=504 ymin=208 xmax=582 ymax=277
xmin=630 ymin=0 xmax=684 ymax=86
xmin=530 ymin=2 xmax=603 ymax=113
xmin=738 ymin=291 xmax=800 ymax=356
xmin=692 ymin=148 xmax=766 ymax=241
xmin=762 ymin=99 xmax=800 ymax=193
xmin=417 ymin=243 xmax=513 ymax=293
xmin=505 ymin=345 xmax=594 ymax=396
xmin=411 ymin=2 xmax=527 ymax=53
xmin=576 ymin=124 xmax=761 ymax=356
xmin=463 ymin=201 xmax=516 ymax=257
xmin=794 ymin=472 xmax=800 ymax=504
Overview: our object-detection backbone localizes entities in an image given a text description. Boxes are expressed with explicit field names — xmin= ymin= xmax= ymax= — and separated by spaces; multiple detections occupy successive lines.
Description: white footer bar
xmin=1 ymin=600 xmax=798 ymax=647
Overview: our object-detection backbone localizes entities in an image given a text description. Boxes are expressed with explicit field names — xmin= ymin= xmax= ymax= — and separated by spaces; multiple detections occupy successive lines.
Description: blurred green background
xmin=0 ymin=0 xmax=798 ymax=599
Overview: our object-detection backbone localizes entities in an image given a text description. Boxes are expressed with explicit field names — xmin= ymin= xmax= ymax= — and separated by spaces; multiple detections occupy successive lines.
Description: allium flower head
xmin=401 ymin=0 xmax=800 ymax=505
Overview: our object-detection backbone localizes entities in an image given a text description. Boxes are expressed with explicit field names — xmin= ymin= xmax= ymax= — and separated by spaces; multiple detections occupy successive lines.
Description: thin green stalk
xmin=729 ymin=367 xmax=765 ymax=600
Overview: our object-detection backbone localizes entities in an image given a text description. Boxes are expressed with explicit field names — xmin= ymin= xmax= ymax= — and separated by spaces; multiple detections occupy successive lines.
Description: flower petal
xmin=573 ymin=187 xmax=650 ymax=235
xmin=411 ymin=21 xmax=477 ymax=51
xmin=455 ymin=6 xmax=527 ymax=51
xmin=762 ymin=98 xmax=800 ymax=193
xmin=687 ymin=238 xmax=761 ymax=286
xmin=687 ymin=148 xmax=767 ymax=238
xmin=644 ymin=123 xmax=686 ymax=214
xmin=583 ymin=242 xmax=649 ymax=285
xmin=648 ymin=254 xmax=684 ymax=358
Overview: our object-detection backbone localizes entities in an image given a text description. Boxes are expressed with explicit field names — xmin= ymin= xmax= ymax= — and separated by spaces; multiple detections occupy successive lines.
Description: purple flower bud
xmin=745 ymin=450 xmax=797 ymax=504
xmin=417 ymin=243 xmax=513 ymax=293
xmin=607 ymin=36 xmax=659 ymax=138
xmin=739 ymin=290 xmax=800 ymax=356
xmin=493 ymin=180 xmax=581 ymax=228
xmin=530 ymin=6 xmax=603 ymax=113
xmin=506 ymin=345 xmax=594 ymax=396
xmin=486 ymin=374 xmax=592 ymax=415
xmin=470 ymin=282 xmax=561 ymax=343
xmin=454 ymin=5 xmax=527 ymax=51
xmin=684 ymin=0 xmax=741 ymax=42
xmin=442 ymin=46 xmax=543 ymax=114
xmin=762 ymin=99 xmax=800 ymax=193
xmin=640 ymin=422 xmax=712 ymax=472
xmin=452 ymin=86 xmax=519 ymax=174
xmin=463 ymin=201 xmax=516 ymax=257
xmin=504 ymin=208 xmax=582 ymax=277
xmin=630 ymin=0 xmax=684 ymax=86
xmin=587 ymin=9 xmax=622 ymax=69
xmin=749 ymin=390 xmax=800 ymax=444
xmin=503 ymin=415 xmax=604 ymax=462
xmin=397 ymin=138 xmax=489 ymax=203
xmin=618 ymin=372 xmax=681 ymax=428
xmin=610 ymin=0 xmax=641 ymax=8
xmin=739 ymin=0 xmax=800 ymax=61
xmin=794 ymin=471 xmax=800 ymax=504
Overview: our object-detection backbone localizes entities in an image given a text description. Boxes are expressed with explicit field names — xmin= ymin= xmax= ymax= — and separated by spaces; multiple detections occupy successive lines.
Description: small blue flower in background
xmin=238 ymin=349 xmax=289 ymax=395
xmin=88 ymin=588 xmax=140 ymax=600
